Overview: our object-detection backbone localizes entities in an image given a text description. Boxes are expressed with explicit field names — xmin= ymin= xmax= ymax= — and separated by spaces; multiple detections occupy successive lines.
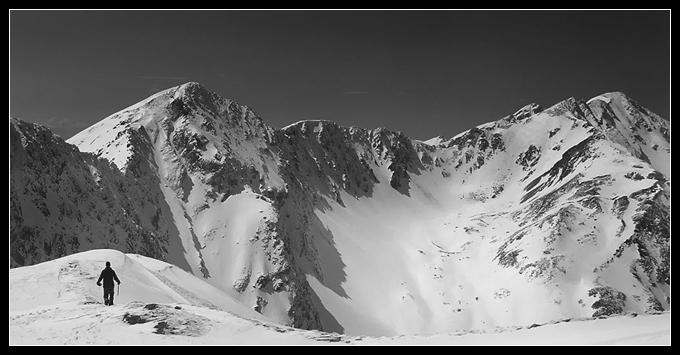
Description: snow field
xmin=10 ymin=249 xmax=670 ymax=345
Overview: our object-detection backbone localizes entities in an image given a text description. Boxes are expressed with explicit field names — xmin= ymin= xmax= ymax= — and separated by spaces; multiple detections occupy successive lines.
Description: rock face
xmin=10 ymin=82 xmax=670 ymax=336
xmin=10 ymin=119 xmax=173 ymax=267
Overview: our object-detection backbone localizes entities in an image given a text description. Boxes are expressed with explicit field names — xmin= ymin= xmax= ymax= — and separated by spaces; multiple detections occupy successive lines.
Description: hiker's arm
xmin=97 ymin=271 xmax=103 ymax=285
xmin=113 ymin=271 xmax=121 ymax=284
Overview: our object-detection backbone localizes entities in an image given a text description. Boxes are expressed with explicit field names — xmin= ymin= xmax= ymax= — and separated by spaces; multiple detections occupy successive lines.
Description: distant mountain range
xmin=10 ymin=82 xmax=670 ymax=336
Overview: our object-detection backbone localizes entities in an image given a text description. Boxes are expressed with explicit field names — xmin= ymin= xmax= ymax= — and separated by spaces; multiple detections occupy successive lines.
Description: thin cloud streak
xmin=138 ymin=76 xmax=190 ymax=80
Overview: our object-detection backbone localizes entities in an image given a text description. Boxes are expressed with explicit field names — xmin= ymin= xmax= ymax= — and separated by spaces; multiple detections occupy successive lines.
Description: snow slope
xmin=9 ymin=249 xmax=670 ymax=345
xmin=10 ymin=82 xmax=670 ymax=338
xmin=269 ymin=93 xmax=670 ymax=336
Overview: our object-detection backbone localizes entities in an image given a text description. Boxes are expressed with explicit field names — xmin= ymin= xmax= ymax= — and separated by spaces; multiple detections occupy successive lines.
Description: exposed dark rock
xmin=588 ymin=286 xmax=627 ymax=317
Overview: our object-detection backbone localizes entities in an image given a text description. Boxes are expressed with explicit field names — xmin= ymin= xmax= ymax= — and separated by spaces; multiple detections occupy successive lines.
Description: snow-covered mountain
xmin=10 ymin=82 xmax=670 ymax=337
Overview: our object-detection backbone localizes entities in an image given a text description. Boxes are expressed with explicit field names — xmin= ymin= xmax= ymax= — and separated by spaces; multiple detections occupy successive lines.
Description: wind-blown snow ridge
xmin=9 ymin=249 xmax=670 ymax=345
xmin=10 ymin=82 xmax=670 ymax=338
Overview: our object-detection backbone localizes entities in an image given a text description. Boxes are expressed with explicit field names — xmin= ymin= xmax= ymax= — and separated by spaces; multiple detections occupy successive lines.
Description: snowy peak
xmin=174 ymin=81 xmax=211 ymax=97
xmin=67 ymin=82 xmax=270 ymax=173
xmin=170 ymin=81 xmax=264 ymax=131
xmin=513 ymin=102 xmax=544 ymax=120
xmin=584 ymin=92 xmax=670 ymax=177
xmin=586 ymin=91 xmax=633 ymax=106
xmin=489 ymin=102 xmax=544 ymax=129
xmin=421 ymin=135 xmax=446 ymax=146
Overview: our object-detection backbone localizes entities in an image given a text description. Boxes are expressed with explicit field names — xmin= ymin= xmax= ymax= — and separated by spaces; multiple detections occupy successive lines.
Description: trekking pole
xmin=117 ymin=283 xmax=120 ymax=297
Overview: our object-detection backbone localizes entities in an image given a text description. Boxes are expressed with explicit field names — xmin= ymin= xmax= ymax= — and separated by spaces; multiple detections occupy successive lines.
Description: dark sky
xmin=10 ymin=10 xmax=670 ymax=141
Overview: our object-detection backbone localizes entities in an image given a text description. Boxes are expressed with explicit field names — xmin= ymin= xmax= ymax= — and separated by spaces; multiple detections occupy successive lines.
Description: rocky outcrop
xmin=10 ymin=119 xmax=172 ymax=267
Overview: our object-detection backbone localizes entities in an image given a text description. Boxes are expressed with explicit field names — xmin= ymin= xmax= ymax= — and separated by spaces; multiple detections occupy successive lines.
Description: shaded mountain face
xmin=10 ymin=82 xmax=670 ymax=336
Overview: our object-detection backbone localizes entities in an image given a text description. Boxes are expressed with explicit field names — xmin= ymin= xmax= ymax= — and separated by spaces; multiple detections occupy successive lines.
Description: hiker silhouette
xmin=96 ymin=261 xmax=121 ymax=306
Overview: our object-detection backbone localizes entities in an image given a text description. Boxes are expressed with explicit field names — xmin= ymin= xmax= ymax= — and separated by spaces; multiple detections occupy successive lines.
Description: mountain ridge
xmin=10 ymin=82 xmax=670 ymax=336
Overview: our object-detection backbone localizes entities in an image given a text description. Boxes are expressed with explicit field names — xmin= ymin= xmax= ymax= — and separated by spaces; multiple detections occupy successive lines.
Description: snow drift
xmin=10 ymin=82 xmax=670 ymax=337
xmin=9 ymin=249 xmax=670 ymax=345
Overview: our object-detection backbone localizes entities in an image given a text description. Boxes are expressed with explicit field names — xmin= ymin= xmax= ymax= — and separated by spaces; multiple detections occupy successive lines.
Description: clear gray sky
xmin=10 ymin=9 xmax=670 ymax=141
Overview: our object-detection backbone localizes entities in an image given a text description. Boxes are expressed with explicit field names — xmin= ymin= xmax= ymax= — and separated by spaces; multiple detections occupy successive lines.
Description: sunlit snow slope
xmin=9 ymin=249 xmax=670 ymax=345
xmin=9 ymin=249 xmax=318 ymax=344
xmin=11 ymin=83 xmax=670 ymax=337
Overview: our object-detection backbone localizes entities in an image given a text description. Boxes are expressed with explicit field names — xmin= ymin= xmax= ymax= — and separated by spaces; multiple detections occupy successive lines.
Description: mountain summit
xmin=10 ymin=82 xmax=670 ymax=336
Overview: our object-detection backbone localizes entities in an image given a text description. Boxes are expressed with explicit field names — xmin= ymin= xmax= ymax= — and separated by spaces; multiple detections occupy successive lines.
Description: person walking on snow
xmin=97 ymin=261 xmax=121 ymax=306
